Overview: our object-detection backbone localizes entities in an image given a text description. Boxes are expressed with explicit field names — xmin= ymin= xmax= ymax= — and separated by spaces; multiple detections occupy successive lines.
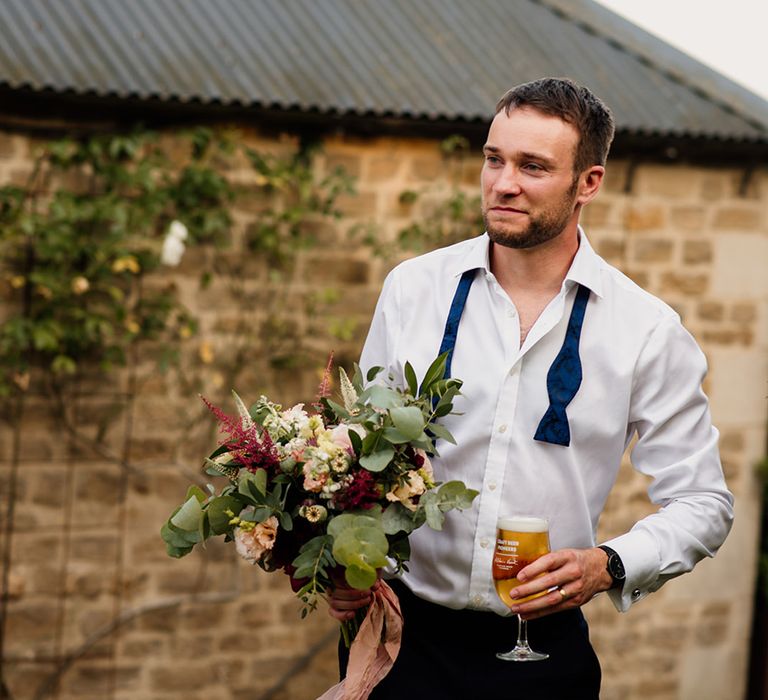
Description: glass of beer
xmin=492 ymin=515 xmax=551 ymax=661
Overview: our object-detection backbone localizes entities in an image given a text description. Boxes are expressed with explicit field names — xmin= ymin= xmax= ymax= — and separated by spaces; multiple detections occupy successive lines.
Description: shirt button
xmin=498 ymin=424 xmax=507 ymax=433
xmin=472 ymin=594 xmax=484 ymax=606
xmin=632 ymin=589 xmax=641 ymax=599
xmin=488 ymin=482 xmax=497 ymax=491
xmin=507 ymin=308 xmax=516 ymax=318
xmin=480 ymin=537 xmax=489 ymax=549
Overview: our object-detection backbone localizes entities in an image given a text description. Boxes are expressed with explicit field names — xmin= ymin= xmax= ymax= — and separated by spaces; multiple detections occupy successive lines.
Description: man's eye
xmin=485 ymin=155 xmax=502 ymax=165
xmin=523 ymin=163 xmax=544 ymax=172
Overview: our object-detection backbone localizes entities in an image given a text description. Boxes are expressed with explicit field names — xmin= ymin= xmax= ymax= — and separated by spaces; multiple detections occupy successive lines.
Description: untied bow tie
xmin=437 ymin=269 xmax=590 ymax=447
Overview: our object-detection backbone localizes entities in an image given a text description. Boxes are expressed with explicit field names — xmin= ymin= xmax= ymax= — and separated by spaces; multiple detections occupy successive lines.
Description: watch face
xmin=608 ymin=554 xmax=625 ymax=580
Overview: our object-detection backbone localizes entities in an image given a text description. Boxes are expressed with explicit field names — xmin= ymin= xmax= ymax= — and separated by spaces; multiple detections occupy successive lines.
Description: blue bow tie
xmin=438 ymin=269 xmax=590 ymax=447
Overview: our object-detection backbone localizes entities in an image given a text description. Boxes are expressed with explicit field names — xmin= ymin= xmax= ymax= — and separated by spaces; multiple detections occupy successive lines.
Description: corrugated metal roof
xmin=1 ymin=0 xmax=766 ymax=141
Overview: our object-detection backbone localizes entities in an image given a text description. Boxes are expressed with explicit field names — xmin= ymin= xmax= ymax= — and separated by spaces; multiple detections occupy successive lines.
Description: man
xmin=329 ymin=78 xmax=733 ymax=699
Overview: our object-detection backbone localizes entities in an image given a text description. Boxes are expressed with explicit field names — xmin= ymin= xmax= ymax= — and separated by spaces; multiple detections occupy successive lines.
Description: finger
xmin=512 ymin=586 xmax=572 ymax=618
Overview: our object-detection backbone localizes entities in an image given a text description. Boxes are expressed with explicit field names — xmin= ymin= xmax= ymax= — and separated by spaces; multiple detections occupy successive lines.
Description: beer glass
xmin=492 ymin=515 xmax=550 ymax=661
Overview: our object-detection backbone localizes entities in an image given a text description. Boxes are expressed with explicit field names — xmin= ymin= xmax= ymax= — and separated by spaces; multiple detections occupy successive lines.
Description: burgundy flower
xmin=334 ymin=469 xmax=380 ymax=511
xmin=201 ymin=395 xmax=280 ymax=474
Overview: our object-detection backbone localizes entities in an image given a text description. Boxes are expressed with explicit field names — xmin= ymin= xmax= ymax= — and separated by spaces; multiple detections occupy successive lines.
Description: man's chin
xmin=487 ymin=226 xmax=563 ymax=250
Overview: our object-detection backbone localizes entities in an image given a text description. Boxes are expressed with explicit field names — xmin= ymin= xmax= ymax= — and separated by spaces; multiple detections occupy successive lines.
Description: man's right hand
xmin=327 ymin=574 xmax=381 ymax=622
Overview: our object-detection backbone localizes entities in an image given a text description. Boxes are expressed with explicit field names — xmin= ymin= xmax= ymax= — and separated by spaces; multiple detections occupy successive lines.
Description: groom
xmin=329 ymin=77 xmax=733 ymax=699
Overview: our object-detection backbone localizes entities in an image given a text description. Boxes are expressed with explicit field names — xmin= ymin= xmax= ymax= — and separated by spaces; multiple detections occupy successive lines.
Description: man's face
xmin=481 ymin=107 xmax=583 ymax=249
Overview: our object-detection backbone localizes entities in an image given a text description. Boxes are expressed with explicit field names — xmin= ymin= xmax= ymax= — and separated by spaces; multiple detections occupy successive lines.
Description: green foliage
xmin=244 ymin=144 xmax=356 ymax=266
xmin=0 ymin=127 xmax=233 ymax=396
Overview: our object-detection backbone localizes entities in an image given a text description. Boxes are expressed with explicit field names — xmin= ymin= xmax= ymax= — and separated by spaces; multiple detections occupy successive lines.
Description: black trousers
xmin=339 ymin=579 xmax=601 ymax=700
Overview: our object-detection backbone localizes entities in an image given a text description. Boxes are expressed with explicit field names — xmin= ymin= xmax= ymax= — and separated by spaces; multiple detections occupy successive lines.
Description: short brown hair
xmin=495 ymin=77 xmax=615 ymax=173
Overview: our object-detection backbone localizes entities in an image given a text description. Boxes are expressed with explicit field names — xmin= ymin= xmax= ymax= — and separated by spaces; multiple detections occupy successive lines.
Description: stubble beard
xmin=484 ymin=178 xmax=579 ymax=250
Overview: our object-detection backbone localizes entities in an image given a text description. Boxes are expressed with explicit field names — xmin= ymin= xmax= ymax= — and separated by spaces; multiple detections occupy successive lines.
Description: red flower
xmin=334 ymin=469 xmax=380 ymax=511
xmin=200 ymin=395 xmax=280 ymax=474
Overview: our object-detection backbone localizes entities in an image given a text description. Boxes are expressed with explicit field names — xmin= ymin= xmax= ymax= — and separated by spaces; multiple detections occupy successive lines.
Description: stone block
xmin=595 ymin=239 xmax=624 ymax=263
xmin=0 ymin=132 xmax=17 ymax=158
xmin=4 ymin=661 xmax=57 ymax=700
xmin=683 ymin=239 xmax=713 ymax=264
xmin=59 ymin=664 xmax=141 ymax=695
xmin=334 ymin=191 xmax=378 ymax=218
xmin=71 ymin=465 xmax=123 ymax=527
xmin=120 ymin=634 xmax=166 ymax=657
xmin=700 ymin=174 xmax=728 ymax=201
xmin=3 ymin=599 xmax=60 ymax=656
xmin=719 ymin=431 xmax=745 ymax=453
xmin=71 ymin=534 xmax=120 ymax=562
xmin=409 ymin=156 xmax=443 ymax=181
xmin=660 ymin=272 xmax=709 ymax=296
xmin=10 ymin=532 xmax=62 ymax=565
xmin=637 ymin=165 xmax=698 ymax=199
xmin=582 ymin=201 xmax=611 ymax=228
xmin=697 ymin=301 xmax=724 ymax=322
xmin=701 ymin=329 xmax=752 ymax=346
xmin=366 ymin=155 xmax=401 ymax=182
xmin=633 ymin=239 xmax=674 ymax=263
xmin=324 ymin=152 xmax=362 ymax=179
xmin=731 ymin=302 xmax=757 ymax=323
xmin=238 ymin=599 xmax=278 ymax=626
xmin=622 ymin=205 xmax=665 ymax=231
xmin=712 ymin=206 xmax=763 ymax=230
xmin=601 ymin=161 xmax=629 ymax=193
xmin=670 ymin=205 xmax=706 ymax=231
xmin=150 ymin=661 xmax=212 ymax=692
xmin=711 ymin=233 xmax=768 ymax=298
xmin=303 ymin=255 xmax=370 ymax=285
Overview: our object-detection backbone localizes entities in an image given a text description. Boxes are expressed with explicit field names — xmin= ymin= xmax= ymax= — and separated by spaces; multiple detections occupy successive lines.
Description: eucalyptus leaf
xmin=381 ymin=502 xmax=417 ymax=535
xmin=359 ymin=385 xmax=404 ymax=410
xmin=404 ymin=362 xmax=418 ymax=397
xmin=427 ymin=422 xmax=457 ymax=445
xmin=420 ymin=492 xmax=444 ymax=530
xmin=206 ymin=495 xmax=242 ymax=535
xmin=438 ymin=481 xmax=479 ymax=510
xmin=366 ymin=365 xmax=384 ymax=382
xmin=359 ymin=447 xmax=394 ymax=472
xmin=170 ymin=494 xmax=204 ymax=532
xmin=345 ymin=562 xmax=377 ymax=589
xmin=418 ymin=352 xmax=448 ymax=396
xmin=389 ymin=406 xmax=425 ymax=441
xmin=238 ymin=469 xmax=267 ymax=499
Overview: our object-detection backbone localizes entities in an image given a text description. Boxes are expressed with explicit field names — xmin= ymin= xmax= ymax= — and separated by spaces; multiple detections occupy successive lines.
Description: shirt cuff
xmin=601 ymin=528 xmax=661 ymax=613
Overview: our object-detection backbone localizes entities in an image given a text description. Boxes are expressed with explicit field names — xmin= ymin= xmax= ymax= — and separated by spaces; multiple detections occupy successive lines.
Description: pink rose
xmin=330 ymin=423 xmax=365 ymax=453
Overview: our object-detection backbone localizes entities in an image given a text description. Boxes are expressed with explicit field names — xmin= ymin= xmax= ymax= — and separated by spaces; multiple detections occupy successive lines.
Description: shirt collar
xmin=564 ymin=227 xmax=605 ymax=298
xmin=453 ymin=228 xmax=604 ymax=299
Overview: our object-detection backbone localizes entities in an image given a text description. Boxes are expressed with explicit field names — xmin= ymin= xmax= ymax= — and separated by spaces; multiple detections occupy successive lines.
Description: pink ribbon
xmin=317 ymin=581 xmax=403 ymax=700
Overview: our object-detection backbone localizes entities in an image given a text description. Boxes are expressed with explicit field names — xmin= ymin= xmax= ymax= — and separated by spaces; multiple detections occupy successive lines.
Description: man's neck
xmin=489 ymin=226 xmax=580 ymax=302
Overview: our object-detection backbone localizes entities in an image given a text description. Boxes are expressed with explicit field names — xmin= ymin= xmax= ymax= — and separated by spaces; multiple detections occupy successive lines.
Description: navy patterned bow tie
xmin=437 ymin=270 xmax=590 ymax=447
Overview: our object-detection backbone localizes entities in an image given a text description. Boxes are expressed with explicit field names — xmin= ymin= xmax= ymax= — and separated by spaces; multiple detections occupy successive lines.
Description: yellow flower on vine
xmin=112 ymin=255 xmax=141 ymax=274
xmin=199 ymin=340 xmax=215 ymax=364
xmin=71 ymin=276 xmax=90 ymax=295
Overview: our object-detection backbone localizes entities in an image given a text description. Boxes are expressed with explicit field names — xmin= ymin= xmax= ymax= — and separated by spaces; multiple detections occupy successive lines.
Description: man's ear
xmin=576 ymin=165 xmax=605 ymax=205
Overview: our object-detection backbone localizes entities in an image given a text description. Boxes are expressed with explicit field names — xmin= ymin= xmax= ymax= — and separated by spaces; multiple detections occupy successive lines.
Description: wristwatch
xmin=597 ymin=545 xmax=626 ymax=589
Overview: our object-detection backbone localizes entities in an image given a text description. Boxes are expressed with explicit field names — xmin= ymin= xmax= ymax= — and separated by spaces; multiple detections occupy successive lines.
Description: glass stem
xmin=517 ymin=615 xmax=531 ymax=650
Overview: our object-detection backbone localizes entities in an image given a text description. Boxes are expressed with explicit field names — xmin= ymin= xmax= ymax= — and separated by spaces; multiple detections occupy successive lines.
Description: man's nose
xmin=493 ymin=166 xmax=522 ymax=196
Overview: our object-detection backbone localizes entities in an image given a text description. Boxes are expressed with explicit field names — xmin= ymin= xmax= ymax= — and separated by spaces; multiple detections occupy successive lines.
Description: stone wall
xmin=1 ymin=125 xmax=765 ymax=700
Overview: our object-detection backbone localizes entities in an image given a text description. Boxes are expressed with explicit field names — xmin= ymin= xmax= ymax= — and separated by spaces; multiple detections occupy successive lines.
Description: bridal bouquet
xmin=161 ymin=354 xmax=477 ymax=645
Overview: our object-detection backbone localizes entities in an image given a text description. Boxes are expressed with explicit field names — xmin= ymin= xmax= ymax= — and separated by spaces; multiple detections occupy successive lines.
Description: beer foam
xmin=496 ymin=515 xmax=548 ymax=532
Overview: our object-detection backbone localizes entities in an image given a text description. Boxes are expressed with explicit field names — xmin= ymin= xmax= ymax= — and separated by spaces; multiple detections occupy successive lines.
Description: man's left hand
xmin=507 ymin=547 xmax=613 ymax=620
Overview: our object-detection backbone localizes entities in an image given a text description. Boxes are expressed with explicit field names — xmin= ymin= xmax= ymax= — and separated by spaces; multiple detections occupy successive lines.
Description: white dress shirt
xmin=360 ymin=230 xmax=734 ymax=615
